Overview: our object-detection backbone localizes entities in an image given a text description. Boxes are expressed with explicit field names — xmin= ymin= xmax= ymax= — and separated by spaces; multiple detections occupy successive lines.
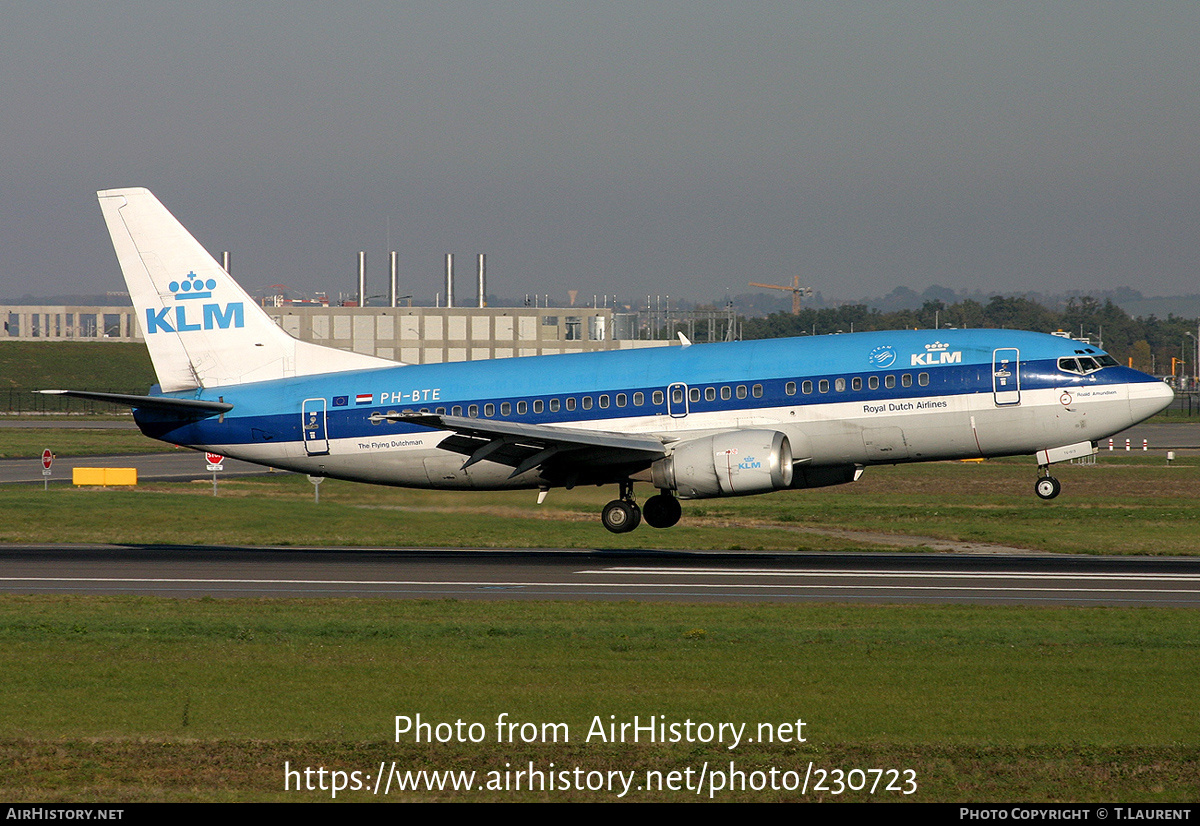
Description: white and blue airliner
xmin=47 ymin=188 xmax=1174 ymax=533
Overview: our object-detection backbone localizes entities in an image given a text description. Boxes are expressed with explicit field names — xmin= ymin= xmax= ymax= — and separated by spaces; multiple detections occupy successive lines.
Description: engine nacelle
xmin=652 ymin=430 xmax=794 ymax=499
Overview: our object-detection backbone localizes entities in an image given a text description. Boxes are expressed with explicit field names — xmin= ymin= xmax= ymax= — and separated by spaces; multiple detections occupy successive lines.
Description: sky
xmin=1 ymin=2 xmax=1198 ymax=308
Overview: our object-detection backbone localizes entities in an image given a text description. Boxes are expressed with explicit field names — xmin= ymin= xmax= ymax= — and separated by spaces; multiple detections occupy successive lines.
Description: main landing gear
xmin=601 ymin=482 xmax=681 ymax=533
xmin=1034 ymin=470 xmax=1061 ymax=500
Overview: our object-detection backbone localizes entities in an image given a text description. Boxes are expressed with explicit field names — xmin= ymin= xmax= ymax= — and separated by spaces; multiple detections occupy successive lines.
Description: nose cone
xmin=1128 ymin=379 xmax=1174 ymax=424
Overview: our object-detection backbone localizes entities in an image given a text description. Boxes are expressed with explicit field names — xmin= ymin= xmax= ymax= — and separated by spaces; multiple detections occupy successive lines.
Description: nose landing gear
xmin=1034 ymin=472 xmax=1061 ymax=500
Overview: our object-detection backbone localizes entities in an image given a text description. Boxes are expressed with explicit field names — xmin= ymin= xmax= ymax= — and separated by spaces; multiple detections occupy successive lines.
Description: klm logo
xmin=911 ymin=341 xmax=962 ymax=366
xmin=145 ymin=271 xmax=244 ymax=334
xmin=737 ymin=456 xmax=762 ymax=470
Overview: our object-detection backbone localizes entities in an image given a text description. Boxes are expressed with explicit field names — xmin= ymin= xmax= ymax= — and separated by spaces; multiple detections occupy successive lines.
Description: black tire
xmin=602 ymin=499 xmax=640 ymax=533
xmin=642 ymin=493 xmax=682 ymax=528
xmin=1034 ymin=476 xmax=1061 ymax=500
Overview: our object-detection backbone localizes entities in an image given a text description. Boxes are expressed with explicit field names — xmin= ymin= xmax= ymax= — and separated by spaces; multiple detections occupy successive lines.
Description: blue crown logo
xmin=169 ymin=271 xmax=216 ymax=300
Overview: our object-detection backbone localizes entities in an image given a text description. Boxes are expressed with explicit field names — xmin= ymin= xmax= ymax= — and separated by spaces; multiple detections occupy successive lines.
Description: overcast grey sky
xmin=2 ymin=1 xmax=1198 ymax=306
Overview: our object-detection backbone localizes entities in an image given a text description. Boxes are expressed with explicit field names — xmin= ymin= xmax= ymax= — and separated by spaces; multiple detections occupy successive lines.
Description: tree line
xmin=741 ymin=295 xmax=1199 ymax=377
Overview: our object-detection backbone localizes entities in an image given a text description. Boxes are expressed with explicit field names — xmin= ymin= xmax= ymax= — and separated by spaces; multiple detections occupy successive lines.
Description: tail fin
xmin=97 ymin=188 xmax=395 ymax=392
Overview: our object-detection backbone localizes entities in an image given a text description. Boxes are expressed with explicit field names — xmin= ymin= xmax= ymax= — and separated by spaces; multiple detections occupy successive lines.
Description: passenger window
xmin=581 ymin=396 xmax=592 ymax=410
xmin=689 ymin=387 xmax=700 ymax=403
xmin=819 ymin=379 xmax=829 ymax=393
xmin=672 ymin=387 xmax=684 ymax=404
xmin=452 ymin=405 xmax=463 ymax=416
xmin=652 ymin=390 xmax=664 ymax=405
xmin=918 ymin=373 xmax=929 ymax=387
xmin=785 ymin=381 xmax=796 ymax=396
xmin=599 ymin=395 xmax=609 ymax=409
xmin=517 ymin=401 xmax=527 ymax=414
xmin=868 ymin=376 xmax=879 ymax=390
xmin=721 ymin=386 xmax=731 ymax=400
xmin=885 ymin=375 xmax=895 ymax=389
xmin=533 ymin=400 xmax=544 ymax=414
xmin=705 ymin=387 xmax=716 ymax=401
xmin=834 ymin=378 xmax=845 ymax=392
xmin=436 ymin=407 xmax=447 ymax=415
xmin=484 ymin=403 xmax=495 ymax=417
xmin=802 ymin=380 xmax=812 ymax=394
xmin=736 ymin=385 xmax=747 ymax=399
xmin=549 ymin=399 xmax=560 ymax=412
xmin=616 ymin=393 xmax=627 ymax=407
xmin=634 ymin=392 xmax=645 ymax=406
xmin=902 ymin=374 xmax=912 ymax=388
xmin=752 ymin=384 xmax=763 ymax=398
xmin=500 ymin=402 xmax=511 ymax=416
xmin=852 ymin=377 xmax=862 ymax=391
xmin=468 ymin=404 xmax=479 ymax=417
xmin=566 ymin=398 xmax=576 ymax=411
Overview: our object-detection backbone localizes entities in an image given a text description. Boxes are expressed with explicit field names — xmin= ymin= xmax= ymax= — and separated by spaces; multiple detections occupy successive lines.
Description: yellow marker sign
xmin=72 ymin=468 xmax=138 ymax=486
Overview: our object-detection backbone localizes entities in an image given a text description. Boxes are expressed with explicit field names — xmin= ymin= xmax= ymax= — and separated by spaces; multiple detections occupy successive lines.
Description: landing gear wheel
xmin=602 ymin=499 xmax=642 ymax=533
xmin=642 ymin=493 xmax=682 ymax=529
xmin=1034 ymin=476 xmax=1061 ymax=500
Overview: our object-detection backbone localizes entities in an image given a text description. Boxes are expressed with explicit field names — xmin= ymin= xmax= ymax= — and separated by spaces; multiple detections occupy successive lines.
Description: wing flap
xmin=400 ymin=413 xmax=667 ymax=479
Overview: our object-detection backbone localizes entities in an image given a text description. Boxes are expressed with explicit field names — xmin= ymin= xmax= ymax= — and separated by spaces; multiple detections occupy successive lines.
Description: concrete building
xmin=2 ymin=306 xmax=141 ymax=341
xmin=264 ymin=305 xmax=669 ymax=363
xmin=2 ymin=304 xmax=671 ymax=362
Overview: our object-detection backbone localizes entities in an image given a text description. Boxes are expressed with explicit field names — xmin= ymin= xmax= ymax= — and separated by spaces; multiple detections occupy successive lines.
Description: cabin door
xmin=992 ymin=349 xmax=1021 ymax=406
xmin=302 ymin=398 xmax=330 ymax=456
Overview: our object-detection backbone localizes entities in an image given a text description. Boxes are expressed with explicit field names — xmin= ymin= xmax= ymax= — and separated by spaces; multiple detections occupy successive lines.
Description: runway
xmin=1 ymin=545 xmax=1198 ymax=607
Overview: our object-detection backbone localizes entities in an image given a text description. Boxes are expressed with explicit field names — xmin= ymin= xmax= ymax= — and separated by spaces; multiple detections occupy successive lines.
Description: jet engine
xmin=651 ymin=430 xmax=794 ymax=499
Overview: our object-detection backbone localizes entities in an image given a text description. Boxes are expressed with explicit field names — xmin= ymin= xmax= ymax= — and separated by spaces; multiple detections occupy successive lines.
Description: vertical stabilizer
xmin=97 ymin=188 xmax=396 ymax=392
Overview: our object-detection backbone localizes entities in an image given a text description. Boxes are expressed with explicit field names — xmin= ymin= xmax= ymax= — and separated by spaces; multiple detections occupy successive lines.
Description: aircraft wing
xmin=397 ymin=413 xmax=668 ymax=481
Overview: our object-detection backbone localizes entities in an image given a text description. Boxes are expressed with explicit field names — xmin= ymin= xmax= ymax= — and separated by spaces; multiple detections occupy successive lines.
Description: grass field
xmin=0 ymin=426 xmax=172 ymax=459
xmin=0 ymin=596 xmax=1196 ymax=802
xmin=2 ymin=454 xmax=1196 ymax=554
xmin=0 ymin=341 xmax=155 ymax=414
xmin=1 ymin=423 xmax=1197 ymax=801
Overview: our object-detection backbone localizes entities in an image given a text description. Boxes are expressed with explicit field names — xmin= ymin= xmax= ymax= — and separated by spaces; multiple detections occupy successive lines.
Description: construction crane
xmin=748 ymin=276 xmax=814 ymax=314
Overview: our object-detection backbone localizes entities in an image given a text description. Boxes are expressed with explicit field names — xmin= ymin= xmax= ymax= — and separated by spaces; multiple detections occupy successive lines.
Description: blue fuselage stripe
xmin=131 ymin=328 xmax=1156 ymax=448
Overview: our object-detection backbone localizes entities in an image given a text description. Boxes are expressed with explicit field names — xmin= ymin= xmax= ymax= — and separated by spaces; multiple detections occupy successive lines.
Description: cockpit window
xmin=1059 ymin=356 xmax=1111 ymax=375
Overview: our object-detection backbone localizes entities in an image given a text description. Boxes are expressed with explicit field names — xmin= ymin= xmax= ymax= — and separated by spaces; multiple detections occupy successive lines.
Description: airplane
xmin=44 ymin=187 xmax=1175 ymax=533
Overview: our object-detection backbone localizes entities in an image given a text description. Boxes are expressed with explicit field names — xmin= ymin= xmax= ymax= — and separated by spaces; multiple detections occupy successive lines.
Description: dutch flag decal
xmin=356 ymin=393 xmax=373 ymax=405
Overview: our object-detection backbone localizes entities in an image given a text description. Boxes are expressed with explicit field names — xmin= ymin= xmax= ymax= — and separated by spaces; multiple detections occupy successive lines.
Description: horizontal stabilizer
xmin=37 ymin=390 xmax=233 ymax=414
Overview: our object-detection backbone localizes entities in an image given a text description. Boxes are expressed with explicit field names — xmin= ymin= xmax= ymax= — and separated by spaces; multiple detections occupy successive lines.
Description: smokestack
xmin=445 ymin=253 xmax=455 ymax=308
xmin=358 ymin=251 xmax=366 ymax=307
xmin=389 ymin=251 xmax=398 ymax=308
xmin=477 ymin=254 xmax=486 ymax=308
